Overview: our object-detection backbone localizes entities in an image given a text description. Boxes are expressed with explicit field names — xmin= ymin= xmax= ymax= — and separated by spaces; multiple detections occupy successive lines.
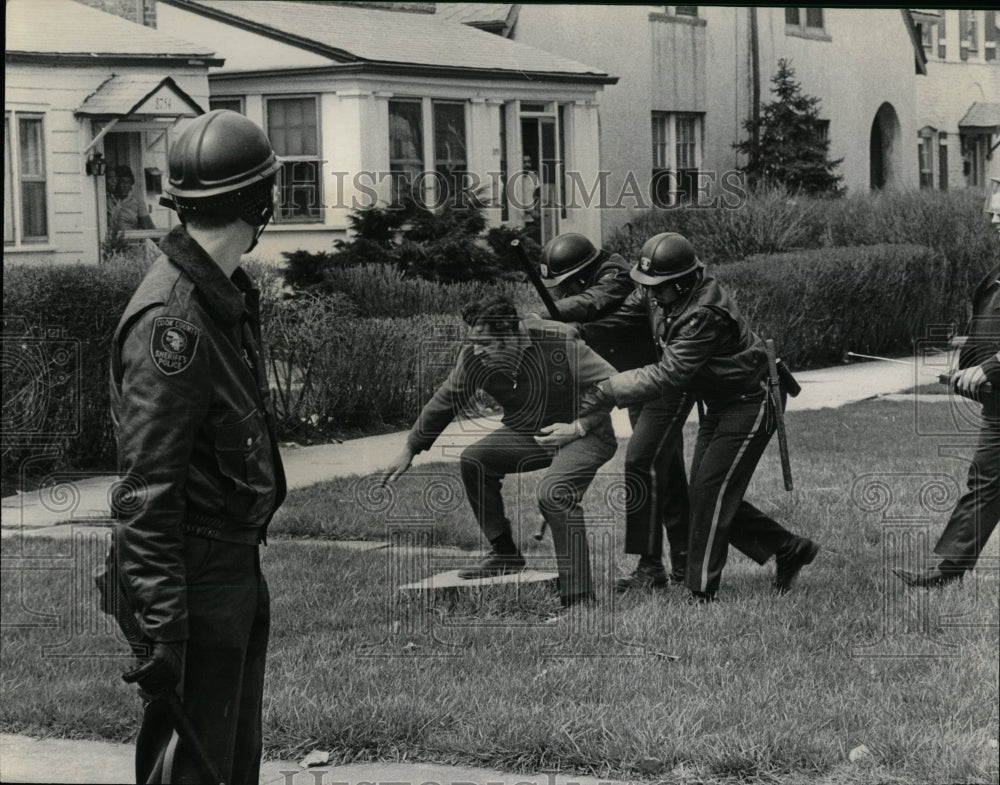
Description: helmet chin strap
xmin=244 ymin=204 xmax=275 ymax=254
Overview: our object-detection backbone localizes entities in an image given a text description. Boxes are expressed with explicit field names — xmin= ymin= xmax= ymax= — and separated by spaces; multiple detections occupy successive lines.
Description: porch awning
xmin=958 ymin=102 xmax=1000 ymax=133
xmin=76 ymin=75 xmax=204 ymax=118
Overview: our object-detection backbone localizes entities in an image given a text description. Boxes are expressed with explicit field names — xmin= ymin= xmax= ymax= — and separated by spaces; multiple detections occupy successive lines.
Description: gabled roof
xmin=434 ymin=3 xmax=518 ymax=36
xmin=4 ymin=0 xmax=222 ymax=64
xmin=159 ymin=0 xmax=614 ymax=83
xmin=76 ymin=75 xmax=204 ymax=117
xmin=960 ymin=102 xmax=1000 ymax=133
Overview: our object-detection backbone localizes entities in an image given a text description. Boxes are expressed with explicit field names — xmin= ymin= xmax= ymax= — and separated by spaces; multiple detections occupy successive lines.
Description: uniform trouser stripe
xmin=646 ymin=393 xmax=691 ymax=554
xmin=698 ymin=395 xmax=768 ymax=592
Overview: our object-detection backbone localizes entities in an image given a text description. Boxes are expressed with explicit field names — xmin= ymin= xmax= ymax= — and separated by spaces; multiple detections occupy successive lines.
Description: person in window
xmin=109 ymin=165 xmax=155 ymax=231
xmin=519 ymin=154 xmax=541 ymax=243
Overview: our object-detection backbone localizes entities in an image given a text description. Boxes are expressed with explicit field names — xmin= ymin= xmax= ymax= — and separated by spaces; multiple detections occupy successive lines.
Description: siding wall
xmin=5 ymin=62 xmax=210 ymax=266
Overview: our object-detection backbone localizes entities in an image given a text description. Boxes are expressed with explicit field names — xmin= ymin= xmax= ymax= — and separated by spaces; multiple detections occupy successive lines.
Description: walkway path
xmin=0 ymin=357 xmax=947 ymax=783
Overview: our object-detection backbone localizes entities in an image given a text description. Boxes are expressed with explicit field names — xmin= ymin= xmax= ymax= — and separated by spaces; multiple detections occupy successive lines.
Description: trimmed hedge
xmin=607 ymin=187 xmax=996 ymax=270
xmin=715 ymin=244 xmax=973 ymax=369
xmin=319 ymin=263 xmax=537 ymax=318
xmin=2 ymin=254 xmax=149 ymax=495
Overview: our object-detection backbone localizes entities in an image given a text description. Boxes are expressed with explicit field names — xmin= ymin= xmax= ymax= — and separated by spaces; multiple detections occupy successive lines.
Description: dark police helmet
xmin=540 ymin=233 xmax=602 ymax=288
xmin=162 ymin=110 xmax=280 ymax=227
xmin=630 ymin=232 xmax=703 ymax=286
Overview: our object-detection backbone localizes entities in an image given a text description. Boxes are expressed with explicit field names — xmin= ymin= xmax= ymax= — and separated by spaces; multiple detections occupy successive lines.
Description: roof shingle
xmin=5 ymin=0 xmax=216 ymax=58
xmin=169 ymin=0 xmax=608 ymax=78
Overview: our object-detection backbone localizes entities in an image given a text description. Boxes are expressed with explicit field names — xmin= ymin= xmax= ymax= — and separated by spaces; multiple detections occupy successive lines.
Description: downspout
xmin=749 ymin=6 xmax=760 ymax=172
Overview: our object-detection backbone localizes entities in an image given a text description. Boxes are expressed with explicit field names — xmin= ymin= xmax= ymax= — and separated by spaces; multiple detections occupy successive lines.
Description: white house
xmin=155 ymin=0 xmax=616 ymax=258
xmin=911 ymin=9 xmax=1000 ymax=190
xmin=439 ymin=5 xmax=928 ymax=236
xmin=4 ymin=0 xmax=219 ymax=265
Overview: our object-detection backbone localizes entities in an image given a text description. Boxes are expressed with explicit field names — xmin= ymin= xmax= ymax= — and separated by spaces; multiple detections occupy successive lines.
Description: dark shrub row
xmin=606 ymin=187 xmax=995 ymax=273
xmin=714 ymin=244 xmax=973 ymax=369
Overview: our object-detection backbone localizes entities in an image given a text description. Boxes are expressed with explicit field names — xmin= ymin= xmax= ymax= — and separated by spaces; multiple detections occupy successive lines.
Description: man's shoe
xmin=774 ymin=537 xmax=820 ymax=593
xmin=614 ymin=562 xmax=668 ymax=592
xmin=457 ymin=550 xmax=526 ymax=580
xmin=893 ymin=567 xmax=963 ymax=589
xmin=668 ymin=566 xmax=686 ymax=586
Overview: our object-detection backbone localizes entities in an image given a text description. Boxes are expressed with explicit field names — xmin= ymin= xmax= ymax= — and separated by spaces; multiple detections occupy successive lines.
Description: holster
xmin=776 ymin=359 xmax=801 ymax=397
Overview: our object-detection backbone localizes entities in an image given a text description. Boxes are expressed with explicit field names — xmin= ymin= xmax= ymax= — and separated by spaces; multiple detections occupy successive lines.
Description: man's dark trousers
xmin=686 ymin=392 xmax=798 ymax=595
xmin=623 ymin=395 xmax=694 ymax=567
xmin=933 ymin=410 xmax=1000 ymax=573
xmin=136 ymin=536 xmax=268 ymax=784
xmin=460 ymin=425 xmax=617 ymax=603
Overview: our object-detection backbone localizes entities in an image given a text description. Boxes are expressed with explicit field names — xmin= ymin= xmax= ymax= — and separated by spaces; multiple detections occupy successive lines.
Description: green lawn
xmin=2 ymin=399 xmax=997 ymax=783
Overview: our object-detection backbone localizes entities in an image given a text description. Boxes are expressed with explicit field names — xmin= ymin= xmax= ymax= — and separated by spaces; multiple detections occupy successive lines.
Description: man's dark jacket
xmin=109 ymin=226 xmax=285 ymax=643
xmin=407 ymin=320 xmax=616 ymax=454
xmin=553 ymin=251 xmax=657 ymax=372
xmin=583 ymin=275 xmax=768 ymax=407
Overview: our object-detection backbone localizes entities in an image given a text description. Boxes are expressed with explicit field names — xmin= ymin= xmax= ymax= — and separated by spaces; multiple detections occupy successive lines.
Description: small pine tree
xmin=736 ymin=58 xmax=844 ymax=196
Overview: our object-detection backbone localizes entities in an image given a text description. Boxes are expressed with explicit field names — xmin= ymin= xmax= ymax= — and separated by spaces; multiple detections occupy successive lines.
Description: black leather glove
xmin=578 ymin=379 xmax=616 ymax=417
xmin=122 ymin=641 xmax=184 ymax=698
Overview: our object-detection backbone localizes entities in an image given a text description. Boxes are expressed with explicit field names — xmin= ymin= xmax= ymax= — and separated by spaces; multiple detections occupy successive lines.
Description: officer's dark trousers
xmin=933 ymin=409 xmax=1000 ymax=573
xmin=460 ymin=425 xmax=618 ymax=603
xmin=136 ymin=537 xmax=268 ymax=785
xmin=624 ymin=395 xmax=694 ymax=568
xmin=686 ymin=392 xmax=797 ymax=595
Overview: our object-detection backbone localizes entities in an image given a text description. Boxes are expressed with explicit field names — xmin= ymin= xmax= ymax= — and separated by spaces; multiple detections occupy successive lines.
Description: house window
xmin=918 ymin=135 xmax=934 ymax=189
xmin=433 ymin=101 xmax=467 ymax=203
xmin=918 ymin=21 xmax=935 ymax=52
xmin=961 ymin=10 xmax=979 ymax=52
xmin=388 ymin=98 xmax=469 ymax=208
xmin=4 ymin=112 xmax=48 ymax=245
xmin=209 ymin=96 xmax=244 ymax=114
xmin=938 ymin=134 xmax=949 ymax=191
xmin=667 ymin=6 xmax=697 ymax=16
xmin=786 ymin=7 xmax=826 ymax=35
xmin=389 ymin=99 xmax=424 ymax=206
xmin=266 ymin=96 xmax=322 ymax=222
xmin=651 ymin=111 xmax=702 ymax=207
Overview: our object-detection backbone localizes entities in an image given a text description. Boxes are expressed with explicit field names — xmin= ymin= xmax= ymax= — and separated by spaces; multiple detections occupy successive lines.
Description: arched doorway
xmin=869 ymin=102 xmax=901 ymax=190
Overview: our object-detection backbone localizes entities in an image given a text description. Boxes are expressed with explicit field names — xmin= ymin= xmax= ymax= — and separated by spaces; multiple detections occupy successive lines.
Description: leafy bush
xmin=2 ymin=251 xmax=150 ymax=493
xmin=318 ymin=264 xmax=535 ymax=319
xmin=281 ymin=196 xmax=531 ymax=289
xmin=606 ymin=187 xmax=995 ymax=270
xmin=266 ymin=314 xmax=466 ymax=436
xmin=715 ymin=244 xmax=972 ymax=369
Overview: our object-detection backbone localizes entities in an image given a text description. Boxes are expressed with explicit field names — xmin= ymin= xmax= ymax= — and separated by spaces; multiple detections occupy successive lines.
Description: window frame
xmin=4 ymin=111 xmax=50 ymax=248
xmin=208 ymin=96 xmax=245 ymax=114
xmin=387 ymin=97 xmax=470 ymax=209
xmin=264 ymin=94 xmax=324 ymax=224
xmin=785 ymin=7 xmax=830 ymax=40
xmin=651 ymin=111 xmax=703 ymax=207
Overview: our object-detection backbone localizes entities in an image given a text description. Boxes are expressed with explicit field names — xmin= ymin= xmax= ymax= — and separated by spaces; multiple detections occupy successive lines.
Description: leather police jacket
xmin=553 ymin=252 xmax=658 ymax=373
xmin=583 ymin=275 xmax=768 ymax=408
xmin=109 ymin=225 xmax=286 ymax=642
xmin=959 ymin=260 xmax=1000 ymax=413
xmin=407 ymin=320 xmax=617 ymax=454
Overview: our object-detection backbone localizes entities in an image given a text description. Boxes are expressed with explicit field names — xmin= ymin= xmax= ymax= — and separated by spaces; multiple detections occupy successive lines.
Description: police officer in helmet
xmin=107 ymin=110 xmax=286 ymax=783
xmin=539 ymin=231 xmax=691 ymax=591
xmin=580 ymin=232 xmax=819 ymax=602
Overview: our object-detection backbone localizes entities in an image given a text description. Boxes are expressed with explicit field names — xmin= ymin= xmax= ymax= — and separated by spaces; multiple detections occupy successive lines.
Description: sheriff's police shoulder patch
xmin=149 ymin=316 xmax=201 ymax=376
xmin=678 ymin=311 xmax=707 ymax=339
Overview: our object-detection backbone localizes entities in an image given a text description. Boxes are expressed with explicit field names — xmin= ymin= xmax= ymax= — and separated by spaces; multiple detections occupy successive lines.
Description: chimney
xmin=135 ymin=0 xmax=156 ymax=27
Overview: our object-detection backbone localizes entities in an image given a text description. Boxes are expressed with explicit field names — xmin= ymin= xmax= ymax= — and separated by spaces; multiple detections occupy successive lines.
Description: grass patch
xmin=2 ymin=399 xmax=998 ymax=783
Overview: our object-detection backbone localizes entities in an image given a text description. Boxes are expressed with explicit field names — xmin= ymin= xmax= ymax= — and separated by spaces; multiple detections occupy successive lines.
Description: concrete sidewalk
xmin=0 ymin=357 xmax=936 ymax=537
xmin=0 ymin=733 xmax=629 ymax=785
